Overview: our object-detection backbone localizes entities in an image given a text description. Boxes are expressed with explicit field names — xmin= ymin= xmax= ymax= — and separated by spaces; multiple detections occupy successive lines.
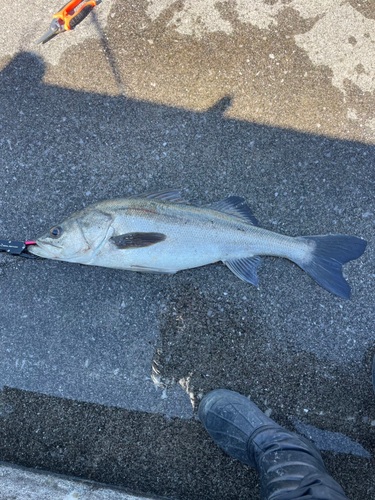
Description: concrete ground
xmin=0 ymin=1 xmax=374 ymax=499
xmin=0 ymin=463 xmax=156 ymax=500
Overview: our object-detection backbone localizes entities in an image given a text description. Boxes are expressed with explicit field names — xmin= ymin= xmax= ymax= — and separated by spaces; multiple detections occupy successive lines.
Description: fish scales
xmin=96 ymin=198 xmax=306 ymax=268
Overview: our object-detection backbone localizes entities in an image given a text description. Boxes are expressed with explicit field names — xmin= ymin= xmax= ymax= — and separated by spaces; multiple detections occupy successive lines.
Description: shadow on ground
xmin=0 ymin=53 xmax=374 ymax=500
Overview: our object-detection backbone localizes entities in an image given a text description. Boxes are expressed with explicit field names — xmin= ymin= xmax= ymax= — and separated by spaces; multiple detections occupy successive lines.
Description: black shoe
xmin=198 ymin=388 xmax=279 ymax=467
xmin=199 ymin=389 xmax=349 ymax=500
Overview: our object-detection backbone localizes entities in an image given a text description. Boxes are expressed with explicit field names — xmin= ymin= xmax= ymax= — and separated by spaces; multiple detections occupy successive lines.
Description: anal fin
xmin=224 ymin=256 xmax=263 ymax=286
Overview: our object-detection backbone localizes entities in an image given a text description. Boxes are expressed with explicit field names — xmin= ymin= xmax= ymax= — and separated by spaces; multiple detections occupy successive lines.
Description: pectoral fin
xmin=111 ymin=232 xmax=167 ymax=249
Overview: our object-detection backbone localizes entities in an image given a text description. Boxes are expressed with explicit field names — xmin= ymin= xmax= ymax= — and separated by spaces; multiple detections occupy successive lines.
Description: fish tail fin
xmin=295 ymin=235 xmax=367 ymax=299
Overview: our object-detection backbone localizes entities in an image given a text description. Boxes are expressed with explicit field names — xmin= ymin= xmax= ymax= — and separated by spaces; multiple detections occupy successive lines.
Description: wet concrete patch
xmin=153 ymin=273 xmax=375 ymax=430
xmin=32 ymin=0 xmax=375 ymax=143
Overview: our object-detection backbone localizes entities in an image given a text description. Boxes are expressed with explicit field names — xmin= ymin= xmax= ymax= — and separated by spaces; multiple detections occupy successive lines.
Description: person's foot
xmin=198 ymin=389 xmax=351 ymax=500
xmin=198 ymin=388 xmax=282 ymax=467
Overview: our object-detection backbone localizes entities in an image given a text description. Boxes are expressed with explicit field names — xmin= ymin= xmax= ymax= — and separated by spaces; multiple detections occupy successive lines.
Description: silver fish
xmin=29 ymin=189 xmax=367 ymax=299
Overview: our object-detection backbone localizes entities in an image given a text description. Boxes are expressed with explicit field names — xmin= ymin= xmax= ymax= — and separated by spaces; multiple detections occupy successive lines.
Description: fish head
xmin=29 ymin=209 xmax=113 ymax=262
xmin=29 ymin=217 xmax=90 ymax=261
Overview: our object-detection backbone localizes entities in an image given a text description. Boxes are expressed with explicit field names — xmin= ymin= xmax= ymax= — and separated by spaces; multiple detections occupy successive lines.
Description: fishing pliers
xmin=38 ymin=0 xmax=101 ymax=45
xmin=0 ymin=240 xmax=37 ymax=258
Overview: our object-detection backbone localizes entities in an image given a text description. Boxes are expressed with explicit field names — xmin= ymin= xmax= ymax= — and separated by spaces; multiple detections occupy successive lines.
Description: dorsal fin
xmin=210 ymin=196 xmax=259 ymax=226
xmin=134 ymin=189 xmax=186 ymax=203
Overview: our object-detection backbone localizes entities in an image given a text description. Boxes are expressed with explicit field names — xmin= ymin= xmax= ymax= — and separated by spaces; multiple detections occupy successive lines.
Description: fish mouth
xmin=28 ymin=240 xmax=63 ymax=259
xmin=28 ymin=239 xmax=91 ymax=260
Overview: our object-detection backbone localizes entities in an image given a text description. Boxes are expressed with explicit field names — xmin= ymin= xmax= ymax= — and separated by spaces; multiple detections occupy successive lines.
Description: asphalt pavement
xmin=0 ymin=1 xmax=374 ymax=499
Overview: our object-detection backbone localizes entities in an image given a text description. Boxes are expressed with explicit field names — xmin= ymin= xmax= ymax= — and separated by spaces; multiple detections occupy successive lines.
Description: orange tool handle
xmin=53 ymin=0 xmax=97 ymax=31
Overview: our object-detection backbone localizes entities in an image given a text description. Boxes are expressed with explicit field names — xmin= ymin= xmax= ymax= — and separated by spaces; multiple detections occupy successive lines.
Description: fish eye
xmin=50 ymin=226 xmax=62 ymax=238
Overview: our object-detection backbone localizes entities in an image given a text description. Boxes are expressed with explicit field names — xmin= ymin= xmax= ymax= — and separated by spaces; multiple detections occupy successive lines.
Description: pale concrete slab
xmin=0 ymin=463 xmax=160 ymax=500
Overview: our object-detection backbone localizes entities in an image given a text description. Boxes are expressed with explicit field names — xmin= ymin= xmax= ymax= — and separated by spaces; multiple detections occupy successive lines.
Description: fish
xmin=29 ymin=189 xmax=367 ymax=299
